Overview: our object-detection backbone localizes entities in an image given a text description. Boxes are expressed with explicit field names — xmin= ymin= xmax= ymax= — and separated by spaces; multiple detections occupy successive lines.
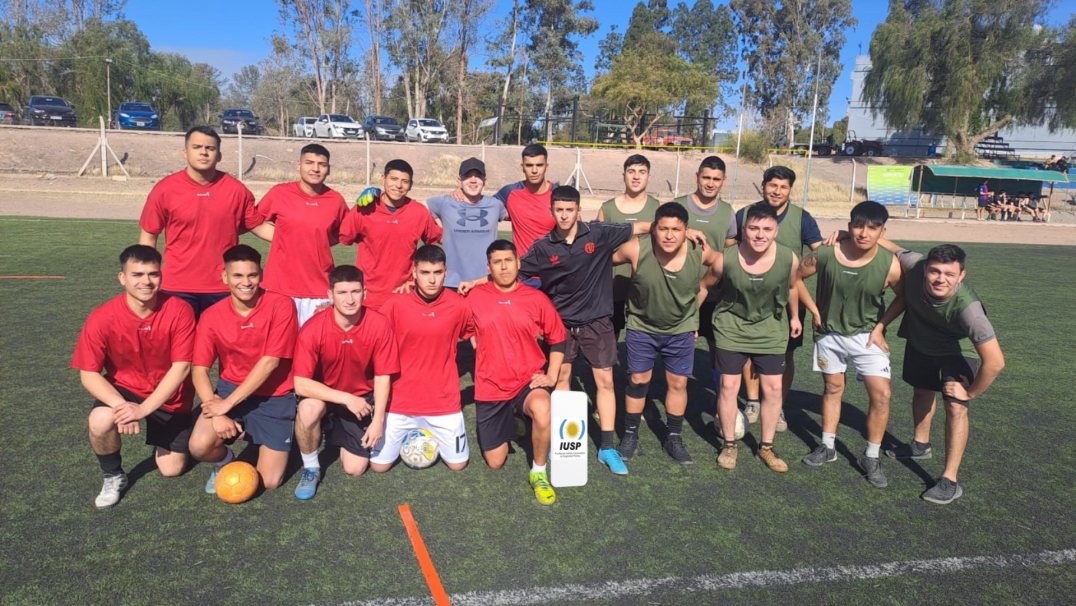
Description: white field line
xmin=323 ymin=548 xmax=1076 ymax=606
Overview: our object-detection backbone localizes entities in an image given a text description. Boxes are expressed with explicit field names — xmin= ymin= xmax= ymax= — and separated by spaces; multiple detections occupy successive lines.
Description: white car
xmin=292 ymin=117 xmax=317 ymax=138
xmin=313 ymin=114 xmax=364 ymax=139
xmin=406 ymin=118 xmax=449 ymax=143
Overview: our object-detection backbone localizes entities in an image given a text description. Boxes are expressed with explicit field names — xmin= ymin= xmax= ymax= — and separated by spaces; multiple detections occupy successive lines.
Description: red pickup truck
xmin=642 ymin=128 xmax=693 ymax=147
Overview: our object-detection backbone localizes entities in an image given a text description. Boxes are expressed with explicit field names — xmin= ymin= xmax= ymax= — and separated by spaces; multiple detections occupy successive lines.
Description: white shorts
xmin=813 ymin=332 xmax=891 ymax=379
xmin=292 ymin=297 xmax=331 ymax=326
xmin=370 ymin=411 xmax=469 ymax=465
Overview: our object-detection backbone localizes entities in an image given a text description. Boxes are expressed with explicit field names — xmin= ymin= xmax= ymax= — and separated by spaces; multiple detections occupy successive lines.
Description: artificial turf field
xmin=1 ymin=216 xmax=1075 ymax=606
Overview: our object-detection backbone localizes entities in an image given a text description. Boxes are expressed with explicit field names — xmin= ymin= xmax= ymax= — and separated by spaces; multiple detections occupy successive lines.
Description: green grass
xmin=1 ymin=217 xmax=1074 ymax=605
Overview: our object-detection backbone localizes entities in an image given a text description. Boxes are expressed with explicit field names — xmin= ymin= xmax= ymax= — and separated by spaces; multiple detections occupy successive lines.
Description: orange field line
xmin=398 ymin=505 xmax=451 ymax=606
xmin=0 ymin=276 xmax=66 ymax=279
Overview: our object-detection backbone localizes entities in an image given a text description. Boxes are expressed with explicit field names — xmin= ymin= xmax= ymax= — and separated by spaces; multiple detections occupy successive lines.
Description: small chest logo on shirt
xmin=386 ymin=219 xmax=399 ymax=225
xmin=664 ymin=273 xmax=677 ymax=280
xmin=341 ymin=338 xmax=353 ymax=344
xmin=550 ymin=255 xmax=561 ymax=265
xmin=584 ymin=242 xmax=596 ymax=254
xmin=422 ymin=311 xmax=436 ymax=317
xmin=696 ymin=219 xmax=709 ymax=223
xmin=749 ymin=276 xmax=764 ymax=282
xmin=842 ymin=270 xmax=859 ymax=276
xmin=196 ymin=192 xmax=210 ymax=198
xmin=456 ymin=208 xmax=490 ymax=227
xmin=498 ymin=300 xmax=512 ymax=305
xmin=240 ymin=323 xmax=255 ymax=329
xmin=306 ymin=202 xmax=319 ymax=207
xmin=138 ymin=326 xmax=152 ymax=332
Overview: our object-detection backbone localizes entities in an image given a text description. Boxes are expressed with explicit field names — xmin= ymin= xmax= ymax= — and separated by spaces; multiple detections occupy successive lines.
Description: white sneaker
xmin=95 ymin=473 xmax=128 ymax=508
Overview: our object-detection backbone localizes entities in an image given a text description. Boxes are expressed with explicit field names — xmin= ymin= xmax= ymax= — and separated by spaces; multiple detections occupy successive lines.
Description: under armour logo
xmin=456 ymin=208 xmax=490 ymax=227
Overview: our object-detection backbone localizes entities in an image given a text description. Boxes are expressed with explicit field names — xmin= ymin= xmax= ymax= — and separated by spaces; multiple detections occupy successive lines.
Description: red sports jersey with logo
xmin=505 ymin=185 xmax=555 ymax=257
xmin=338 ymin=198 xmax=443 ymax=310
xmin=258 ymin=181 xmax=349 ymax=298
xmin=193 ymin=290 xmax=298 ymax=396
xmin=292 ymin=307 xmax=400 ymax=397
xmin=466 ymin=281 xmax=566 ymax=401
xmin=379 ymin=290 xmax=475 ymax=415
xmin=71 ymin=293 xmax=197 ymax=413
xmin=139 ymin=170 xmax=263 ymax=294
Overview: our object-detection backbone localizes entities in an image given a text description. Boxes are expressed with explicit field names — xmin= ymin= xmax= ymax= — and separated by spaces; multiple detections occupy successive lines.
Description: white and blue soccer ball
xmin=400 ymin=428 xmax=440 ymax=469
xmin=715 ymin=411 xmax=748 ymax=440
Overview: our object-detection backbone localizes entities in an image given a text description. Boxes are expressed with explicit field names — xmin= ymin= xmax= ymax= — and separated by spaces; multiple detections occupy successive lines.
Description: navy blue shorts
xmin=625 ymin=330 xmax=696 ymax=377
xmin=163 ymin=290 xmax=229 ymax=319
xmin=215 ymin=380 xmax=296 ymax=452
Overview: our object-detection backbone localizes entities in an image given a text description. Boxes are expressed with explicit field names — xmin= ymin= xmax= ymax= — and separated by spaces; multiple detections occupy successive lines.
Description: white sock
xmin=214 ymin=448 xmax=234 ymax=470
xmin=301 ymin=450 xmax=320 ymax=470
xmin=531 ymin=461 xmax=547 ymax=474
xmin=865 ymin=442 xmax=881 ymax=458
xmin=822 ymin=432 xmax=836 ymax=449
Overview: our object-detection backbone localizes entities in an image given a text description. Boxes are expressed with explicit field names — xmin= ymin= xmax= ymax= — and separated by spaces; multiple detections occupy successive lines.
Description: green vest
xmin=601 ymin=195 xmax=660 ymax=302
xmin=627 ymin=236 xmax=707 ymax=335
xmin=741 ymin=202 xmax=805 ymax=255
xmin=674 ymin=194 xmax=733 ymax=302
xmin=898 ymin=261 xmax=984 ymax=358
xmin=713 ymin=243 xmax=794 ymax=354
xmin=814 ymin=245 xmax=894 ymax=339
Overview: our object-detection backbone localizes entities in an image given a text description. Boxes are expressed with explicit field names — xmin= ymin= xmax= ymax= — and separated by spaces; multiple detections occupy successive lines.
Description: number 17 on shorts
xmin=550 ymin=390 xmax=588 ymax=488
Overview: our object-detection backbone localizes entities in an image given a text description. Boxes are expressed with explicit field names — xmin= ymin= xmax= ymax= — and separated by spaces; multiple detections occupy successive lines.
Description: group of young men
xmin=72 ymin=125 xmax=1004 ymax=511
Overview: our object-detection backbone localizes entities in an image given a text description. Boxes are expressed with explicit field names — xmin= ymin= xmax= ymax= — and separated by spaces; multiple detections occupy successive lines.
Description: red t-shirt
xmin=258 ymin=181 xmax=350 ymax=298
xmin=71 ymin=293 xmax=197 ymax=413
xmin=193 ymin=290 xmax=298 ymax=396
xmin=139 ymin=170 xmax=263 ymax=294
xmin=380 ymin=290 xmax=475 ymax=416
xmin=467 ymin=281 xmax=565 ymax=401
xmin=292 ymin=307 xmax=400 ymax=397
xmin=506 ymin=184 xmax=555 ymax=257
xmin=338 ymin=198 xmax=443 ymax=310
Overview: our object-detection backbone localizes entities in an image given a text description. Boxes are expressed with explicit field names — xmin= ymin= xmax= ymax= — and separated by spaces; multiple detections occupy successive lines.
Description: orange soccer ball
xmin=214 ymin=461 xmax=260 ymax=504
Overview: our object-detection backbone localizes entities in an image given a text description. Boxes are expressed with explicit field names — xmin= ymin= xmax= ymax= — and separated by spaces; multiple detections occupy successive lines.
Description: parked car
xmin=641 ymin=128 xmax=693 ymax=147
xmin=111 ymin=101 xmax=161 ymax=130
xmin=406 ymin=118 xmax=449 ymax=143
xmin=0 ymin=103 xmax=19 ymax=125
xmin=313 ymin=114 xmax=363 ymax=139
xmin=219 ymin=108 xmax=261 ymax=135
xmin=292 ymin=117 xmax=317 ymax=138
xmin=25 ymin=95 xmax=77 ymax=127
xmin=362 ymin=115 xmax=405 ymax=141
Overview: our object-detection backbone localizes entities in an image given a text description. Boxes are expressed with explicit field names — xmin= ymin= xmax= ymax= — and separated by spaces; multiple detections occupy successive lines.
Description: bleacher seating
xmin=975 ymin=135 xmax=1018 ymax=160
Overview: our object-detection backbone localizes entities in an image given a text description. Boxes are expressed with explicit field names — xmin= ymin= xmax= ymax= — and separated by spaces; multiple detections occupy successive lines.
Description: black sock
xmin=666 ymin=414 xmax=684 ymax=436
xmin=914 ymin=439 xmax=931 ymax=448
xmin=601 ymin=430 xmax=615 ymax=450
xmin=97 ymin=451 xmax=123 ymax=476
xmin=624 ymin=412 xmax=642 ymax=435
xmin=761 ymin=441 xmax=773 ymax=450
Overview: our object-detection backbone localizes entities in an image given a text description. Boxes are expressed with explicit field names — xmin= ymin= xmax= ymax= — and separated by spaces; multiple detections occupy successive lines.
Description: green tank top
xmin=673 ymin=194 xmax=733 ymax=302
xmin=741 ymin=202 xmax=805 ymax=255
xmin=814 ymin=245 xmax=894 ymax=339
xmin=898 ymin=261 xmax=984 ymax=358
xmin=626 ymin=235 xmax=707 ymax=335
xmin=602 ymin=195 xmax=660 ymax=302
xmin=712 ymin=243 xmax=794 ymax=354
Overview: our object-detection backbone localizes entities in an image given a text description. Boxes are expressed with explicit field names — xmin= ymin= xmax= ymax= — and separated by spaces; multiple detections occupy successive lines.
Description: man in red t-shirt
xmin=291 ymin=265 xmax=400 ymax=499
xmin=339 ymin=159 xmax=442 ymax=311
xmin=258 ymin=143 xmax=349 ymax=326
xmin=466 ymin=240 xmax=566 ymax=505
xmin=72 ymin=245 xmax=197 ymax=508
xmin=138 ymin=126 xmax=274 ymax=318
xmin=189 ymin=245 xmax=299 ymax=493
xmin=372 ymin=245 xmax=474 ymax=474
xmin=494 ymin=143 xmax=557 ymax=259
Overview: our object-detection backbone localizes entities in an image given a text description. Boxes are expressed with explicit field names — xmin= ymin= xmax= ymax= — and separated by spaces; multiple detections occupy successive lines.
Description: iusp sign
xmin=550 ymin=390 xmax=587 ymax=487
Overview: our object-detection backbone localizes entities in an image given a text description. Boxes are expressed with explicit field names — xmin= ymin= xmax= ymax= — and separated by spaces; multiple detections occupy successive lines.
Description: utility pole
xmin=802 ymin=47 xmax=822 ymax=209
xmin=105 ymin=58 xmax=112 ymax=129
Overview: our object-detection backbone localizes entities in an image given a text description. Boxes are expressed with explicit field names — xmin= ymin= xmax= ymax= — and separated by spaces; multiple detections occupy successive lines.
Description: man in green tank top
xmin=672 ymin=156 xmax=735 ymax=367
xmin=705 ymin=204 xmax=802 ymax=473
xmin=872 ymin=239 xmax=1005 ymax=505
xmin=796 ymin=201 xmax=903 ymax=488
xmin=610 ymin=202 xmax=719 ymax=466
xmin=598 ymin=154 xmax=661 ymax=341
xmin=726 ymin=166 xmax=822 ymax=433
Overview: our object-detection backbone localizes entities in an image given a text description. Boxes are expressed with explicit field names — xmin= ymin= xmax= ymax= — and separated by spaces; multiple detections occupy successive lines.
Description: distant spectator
xmin=976 ymin=180 xmax=992 ymax=221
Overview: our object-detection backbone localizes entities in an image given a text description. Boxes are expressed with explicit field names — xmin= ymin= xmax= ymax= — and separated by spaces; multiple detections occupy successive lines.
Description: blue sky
xmin=128 ymin=0 xmax=1076 ymax=127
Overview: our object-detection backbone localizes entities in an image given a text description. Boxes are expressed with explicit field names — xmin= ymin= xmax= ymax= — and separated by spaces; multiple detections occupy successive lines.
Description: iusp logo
xmin=558 ymin=418 xmax=585 ymax=450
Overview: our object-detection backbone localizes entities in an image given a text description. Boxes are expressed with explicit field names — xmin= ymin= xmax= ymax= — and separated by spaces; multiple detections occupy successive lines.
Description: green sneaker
xmin=529 ymin=471 xmax=556 ymax=505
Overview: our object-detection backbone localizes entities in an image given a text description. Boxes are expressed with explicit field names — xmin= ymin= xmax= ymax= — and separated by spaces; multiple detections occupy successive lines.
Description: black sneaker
xmin=663 ymin=435 xmax=693 ymax=466
xmin=885 ymin=441 xmax=932 ymax=460
xmin=617 ymin=433 xmax=640 ymax=462
xmin=922 ymin=477 xmax=963 ymax=504
xmin=802 ymin=444 xmax=837 ymax=467
xmin=857 ymin=455 xmax=888 ymax=488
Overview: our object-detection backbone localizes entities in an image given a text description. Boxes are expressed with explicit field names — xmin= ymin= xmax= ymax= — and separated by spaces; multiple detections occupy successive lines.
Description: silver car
xmin=292 ymin=117 xmax=317 ymax=138
xmin=406 ymin=118 xmax=449 ymax=143
xmin=313 ymin=114 xmax=364 ymax=139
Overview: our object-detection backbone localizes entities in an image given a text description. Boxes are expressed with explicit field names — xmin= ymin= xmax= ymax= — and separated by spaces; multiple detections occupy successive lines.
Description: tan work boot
xmin=758 ymin=445 xmax=789 ymax=473
xmin=717 ymin=441 xmax=739 ymax=470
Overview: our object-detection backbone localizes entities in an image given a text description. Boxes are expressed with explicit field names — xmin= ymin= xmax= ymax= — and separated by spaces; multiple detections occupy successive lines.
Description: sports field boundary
xmin=323 ymin=548 xmax=1076 ymax=606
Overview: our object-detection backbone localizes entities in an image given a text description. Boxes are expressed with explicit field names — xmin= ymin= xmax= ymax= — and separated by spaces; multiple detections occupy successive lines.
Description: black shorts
xmin=564 ymin=316 xmax=618 ymax=369
xmin=787 ymin=306 xmax=807 ymax=351
xmin=902 ymin=347 xmax=979 ymax=406
xmin=92 ymin=386 xmax=192 ymax=454
xmin=698 ymin=299 xmax=718 ymax=343
xmin=475 ymin=386 xmax=551 ymax=452
xmin=215 ymin=380 xmax=296 ymax=452
xmin=612 ymin=299 xmax=627 ymax=333
xmin=714 ymin=348 xmax=787 ymax=376
xmin=323 ymin=395 xmax=375 ymax=457
xmin=162 ymin=290 xmax=229 ymax=319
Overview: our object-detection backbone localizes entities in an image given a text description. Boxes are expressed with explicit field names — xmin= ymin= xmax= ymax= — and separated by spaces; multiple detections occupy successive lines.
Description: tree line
xmin=2 ymin=0 xmax=1074 ymax=158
